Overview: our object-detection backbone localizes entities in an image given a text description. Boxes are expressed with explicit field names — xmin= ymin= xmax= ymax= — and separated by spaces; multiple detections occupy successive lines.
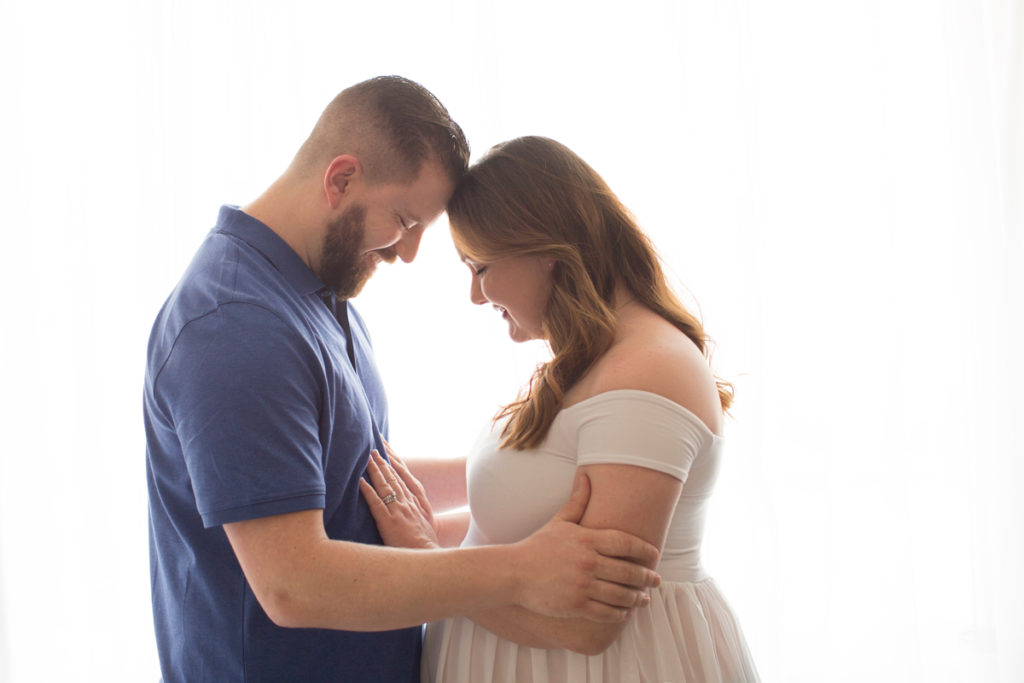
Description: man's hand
xmin=359 ymin=456 xmax=660 ymax=625
xmin=511 ymin=473 xmax=661 ymax=622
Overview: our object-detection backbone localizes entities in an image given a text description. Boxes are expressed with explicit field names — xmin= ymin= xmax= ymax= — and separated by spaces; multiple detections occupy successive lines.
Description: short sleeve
xmin=574 ymin=391 xmax=716 ymax=483
xmin=155 ymin=302 xmax=326 ymax=527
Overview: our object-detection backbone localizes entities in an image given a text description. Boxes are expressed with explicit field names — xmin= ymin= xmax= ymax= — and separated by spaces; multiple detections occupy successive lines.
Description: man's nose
xmin=394 ymin=226 xmax=425 ymax=263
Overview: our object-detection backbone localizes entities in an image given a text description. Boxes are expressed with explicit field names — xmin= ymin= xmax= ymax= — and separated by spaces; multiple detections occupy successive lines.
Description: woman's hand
xmin=359 ymin=444 xmax=441 ymax=549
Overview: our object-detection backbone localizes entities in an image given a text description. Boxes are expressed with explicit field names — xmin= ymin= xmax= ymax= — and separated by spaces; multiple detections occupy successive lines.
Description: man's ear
xmin=323 ymin=155 xmax=362 ymax=208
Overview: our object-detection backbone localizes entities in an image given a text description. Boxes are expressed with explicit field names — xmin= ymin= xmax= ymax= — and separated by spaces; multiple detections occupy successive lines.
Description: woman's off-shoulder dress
xmin=423 ymin=390 xmax=760 ymax=683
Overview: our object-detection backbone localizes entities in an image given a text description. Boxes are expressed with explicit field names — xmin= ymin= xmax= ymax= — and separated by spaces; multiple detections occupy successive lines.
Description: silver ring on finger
xmin=381 ymin=493 xmax=397 ymax=506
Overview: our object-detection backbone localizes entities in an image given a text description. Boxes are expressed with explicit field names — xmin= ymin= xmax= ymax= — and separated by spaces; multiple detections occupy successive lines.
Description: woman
xmin=363 ymin=136 xmax=759 ymax=682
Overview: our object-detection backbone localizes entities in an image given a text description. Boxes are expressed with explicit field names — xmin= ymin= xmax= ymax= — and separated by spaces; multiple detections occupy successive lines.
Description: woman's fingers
xmin=381 ymin=441 xmax=425 ymax=499
xmin=376 ymin=448 xmax=441 ymax=535
xmin=377 ymin=441 xmax=421 ymax=500
xmin=389 ymin=453 xmax=429 ymax=503
xmin=365 ymin=450 xmax=404 ymax=514
xmin=359 ymin=477 xmax=388 ymax=519
xmin=383 ymin=454 xmax=435 ymax=523
xmin=366 ymin=445 xmax=440 ymax=540
xmin=370 ymin=450 xmax=404 ymax=503
xmin=361 ymin=447 xmax=441 ymax=549
xmin=386 ymin=455 xmax=417 ymax=500
xmin=365 ymin=451 xmax=388 ymax=492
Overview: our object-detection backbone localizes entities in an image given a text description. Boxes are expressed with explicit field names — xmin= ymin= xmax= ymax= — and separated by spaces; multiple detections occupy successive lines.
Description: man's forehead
xmin=402 ymin=167 xmax=455 ymax=222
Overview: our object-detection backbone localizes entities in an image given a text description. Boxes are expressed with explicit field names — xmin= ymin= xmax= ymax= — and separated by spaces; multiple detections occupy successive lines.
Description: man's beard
xmin=318 ymin=204 xmax=396 ymax=299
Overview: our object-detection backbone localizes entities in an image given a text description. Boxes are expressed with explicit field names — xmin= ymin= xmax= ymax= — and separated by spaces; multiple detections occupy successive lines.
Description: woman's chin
xmin=506 ymin=323 xmax=540 ymax=344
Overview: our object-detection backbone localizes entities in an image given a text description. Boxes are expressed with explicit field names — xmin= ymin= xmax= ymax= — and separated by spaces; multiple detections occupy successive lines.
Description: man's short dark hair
xmin=293 ymin=76 xmax=470 ymax=185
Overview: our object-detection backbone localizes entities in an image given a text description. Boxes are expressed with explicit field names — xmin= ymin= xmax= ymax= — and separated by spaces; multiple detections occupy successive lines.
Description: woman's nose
xmin=469 ymin=274 xmax=487 ymax=305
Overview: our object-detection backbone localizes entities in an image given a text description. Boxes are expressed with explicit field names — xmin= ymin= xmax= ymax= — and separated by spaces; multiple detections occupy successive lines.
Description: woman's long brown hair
xmin=447 ymin=136 xmax=732 ymax=450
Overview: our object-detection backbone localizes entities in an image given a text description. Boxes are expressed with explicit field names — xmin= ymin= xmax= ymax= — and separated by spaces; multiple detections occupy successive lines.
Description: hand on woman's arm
xmin=225 ymin=461 xmax=661 ymax=633
xmin=362 ymin=452 xmax=679 ymax=654
xmin=464 ymin=463 xmax=682 ymax=655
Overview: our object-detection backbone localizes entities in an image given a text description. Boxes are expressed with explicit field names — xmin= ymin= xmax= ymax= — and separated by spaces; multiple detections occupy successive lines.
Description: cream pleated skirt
xmin=423 ymin=577 xmax=760 ymax=683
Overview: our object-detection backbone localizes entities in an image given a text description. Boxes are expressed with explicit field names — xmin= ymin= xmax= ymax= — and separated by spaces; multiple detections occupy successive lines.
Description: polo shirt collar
xmin=214 ymin=205 xmax=328 ymax=297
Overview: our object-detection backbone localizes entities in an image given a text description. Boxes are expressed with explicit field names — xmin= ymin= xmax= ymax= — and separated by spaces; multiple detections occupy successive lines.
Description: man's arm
xmin=223 ymin=473 xmax=659 ymax=632
xmin=456 ymin=463 xmax=681 ymax=654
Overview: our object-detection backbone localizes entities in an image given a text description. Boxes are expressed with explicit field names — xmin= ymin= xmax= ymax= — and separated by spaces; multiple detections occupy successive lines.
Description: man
xmin=144 ymin=76 xmax=659 ymax=682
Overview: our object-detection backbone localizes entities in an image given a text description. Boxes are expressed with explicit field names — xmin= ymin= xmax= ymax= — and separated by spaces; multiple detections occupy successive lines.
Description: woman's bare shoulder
xmin=582 ymin=312 xmax=723 ymax=434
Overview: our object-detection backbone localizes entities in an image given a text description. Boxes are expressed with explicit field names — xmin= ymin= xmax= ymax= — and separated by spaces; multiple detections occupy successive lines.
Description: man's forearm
xmin=465 ymin=605 xmax=625 ymax=655
xmin=226 ymin=478 xmax=659 ymax=634
xmin=262 ymin=540 xmax=520 ymax=631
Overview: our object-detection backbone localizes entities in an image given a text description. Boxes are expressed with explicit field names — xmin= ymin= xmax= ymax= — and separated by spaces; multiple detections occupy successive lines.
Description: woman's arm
xmin=403 ymin=455 xmax=468 ymax=513
xmin=224 ymin=478 xmax=660 ymax=632
xmin=482 ymin=329 xmax=722 ymax=652
xmin=386 ymin=441 xmax=468 ymax=513
xmin=435 ymin=509 xmax=471 ymax=548
xmin=462 ymin=462 xmax=682 ymax=654
xmin=364 ymin=453 xmax=680 ymax=653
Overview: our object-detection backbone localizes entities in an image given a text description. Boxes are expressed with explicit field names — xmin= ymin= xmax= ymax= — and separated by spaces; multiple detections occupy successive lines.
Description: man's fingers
xmin=576 ymin=601 xmax=633 ymax=624
xmin=591 ymin=529 xmax=661 ymax=571
xmin=592 ymin=552 xmax=661 ymax=590
xmin=584 ymin=570 xmax=654 ymax=609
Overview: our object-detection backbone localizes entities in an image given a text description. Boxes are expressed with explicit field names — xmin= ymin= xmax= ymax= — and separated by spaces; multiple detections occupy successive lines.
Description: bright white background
xmin=1 ymin=1 xmax=1021 ymax=681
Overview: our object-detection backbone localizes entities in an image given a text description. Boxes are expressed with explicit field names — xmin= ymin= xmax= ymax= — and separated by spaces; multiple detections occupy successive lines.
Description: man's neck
xmin=242 ymin=178 xmax=324 ymax=270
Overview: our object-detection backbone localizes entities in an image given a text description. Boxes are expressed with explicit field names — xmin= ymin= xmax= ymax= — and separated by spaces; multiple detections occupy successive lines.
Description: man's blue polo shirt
xmin=144 ymin=206 xmax=420 ymax=682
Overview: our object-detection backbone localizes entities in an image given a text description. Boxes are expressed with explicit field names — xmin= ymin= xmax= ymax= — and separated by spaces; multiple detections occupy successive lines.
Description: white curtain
xmin=1 ymin=1 xmax=1020 ymax=680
